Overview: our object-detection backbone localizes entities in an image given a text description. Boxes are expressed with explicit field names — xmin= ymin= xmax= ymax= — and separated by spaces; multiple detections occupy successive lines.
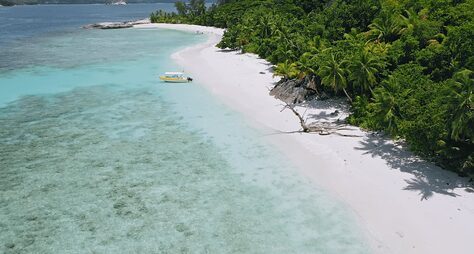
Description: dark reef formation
xmin=83 ymin=19 xmax=149 ymax=29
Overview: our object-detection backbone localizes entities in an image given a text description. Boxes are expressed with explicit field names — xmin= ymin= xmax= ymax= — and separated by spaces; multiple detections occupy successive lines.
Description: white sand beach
xmin=135 ymin=23 xmax=474 ymax=254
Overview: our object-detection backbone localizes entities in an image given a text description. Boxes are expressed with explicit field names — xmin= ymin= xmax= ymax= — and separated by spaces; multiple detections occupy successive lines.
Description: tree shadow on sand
xmin=356 ymin=135 xmax=473 ymax=201
xmin=297 ymin=99 xmax=350 ymax=123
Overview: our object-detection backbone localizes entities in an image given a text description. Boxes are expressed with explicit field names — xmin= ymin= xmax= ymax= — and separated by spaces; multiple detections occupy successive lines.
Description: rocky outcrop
xmin=83 ymin=19 xmax=150 ymax=30
xmin=83 ymin=22 xmax=133 ymax=29
xmin=270 ymin=75 xmax=323 ymax=104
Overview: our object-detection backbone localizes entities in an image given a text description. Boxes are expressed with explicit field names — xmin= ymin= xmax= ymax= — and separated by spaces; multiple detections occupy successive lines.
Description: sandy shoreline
xmin=135 ymin=23 xmax=474 ymax=254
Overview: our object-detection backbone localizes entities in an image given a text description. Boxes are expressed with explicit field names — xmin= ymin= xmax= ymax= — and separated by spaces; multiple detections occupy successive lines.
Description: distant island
xmin=0 ymin=0 xmax=14 ymax=6
xmin=5 ymin=0 xmax=193 ymax=5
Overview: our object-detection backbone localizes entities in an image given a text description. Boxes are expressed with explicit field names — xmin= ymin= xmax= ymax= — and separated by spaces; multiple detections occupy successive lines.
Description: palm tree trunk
xmin=342 ymin=88 xmax=353 ymax=102
xmin=369 ymin=86 xmax=374 ymax=95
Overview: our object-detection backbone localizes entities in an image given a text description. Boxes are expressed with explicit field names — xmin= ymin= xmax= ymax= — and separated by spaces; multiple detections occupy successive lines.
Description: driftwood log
xmin=282 ymin=102 xmax=361 ymax=137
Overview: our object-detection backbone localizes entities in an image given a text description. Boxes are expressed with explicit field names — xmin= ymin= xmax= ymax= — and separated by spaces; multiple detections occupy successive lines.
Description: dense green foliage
xmin=152 ymin=0 xmax=474 ymax=177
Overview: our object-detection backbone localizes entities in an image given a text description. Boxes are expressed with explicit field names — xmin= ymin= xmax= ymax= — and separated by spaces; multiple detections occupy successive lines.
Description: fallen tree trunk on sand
xmin=282 ymin=103 xmax=361 ymax=137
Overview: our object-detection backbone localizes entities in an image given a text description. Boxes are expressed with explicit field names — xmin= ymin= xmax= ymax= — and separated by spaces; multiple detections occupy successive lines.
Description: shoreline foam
xmin=135 ymin=23 xmax=474 ymax=254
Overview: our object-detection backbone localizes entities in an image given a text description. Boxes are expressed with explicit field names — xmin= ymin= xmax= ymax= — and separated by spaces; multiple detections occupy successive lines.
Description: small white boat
xmin=159 ymin=72 xmax=193 ymax=83
xmin=109 ymin=0 xmax=127 ymax=5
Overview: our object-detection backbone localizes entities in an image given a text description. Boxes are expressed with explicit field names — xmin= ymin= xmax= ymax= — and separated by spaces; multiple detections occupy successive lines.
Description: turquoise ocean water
xmin=0 ymin=4 xmax=370 ymax=253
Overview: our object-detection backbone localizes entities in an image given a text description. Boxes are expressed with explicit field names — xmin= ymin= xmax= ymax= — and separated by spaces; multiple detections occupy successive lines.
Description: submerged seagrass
xmin=0 ymin=86 xmax=368 ymax=253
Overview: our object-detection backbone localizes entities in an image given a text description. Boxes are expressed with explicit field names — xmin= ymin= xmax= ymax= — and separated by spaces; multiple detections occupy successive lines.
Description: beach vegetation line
xmin=150 ymin=0 xmax=474 ymax=178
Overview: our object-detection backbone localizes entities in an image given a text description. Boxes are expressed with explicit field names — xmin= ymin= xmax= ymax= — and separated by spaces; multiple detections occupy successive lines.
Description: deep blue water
xmin=0 ymin=3 xmax=175 ymax=47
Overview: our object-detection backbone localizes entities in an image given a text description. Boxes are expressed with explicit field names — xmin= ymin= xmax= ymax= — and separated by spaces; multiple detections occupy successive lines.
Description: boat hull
xmin=162 ymin=80 xmax=190 ymax=83
xmin=159 ymin=76 xmax=191 ymax=83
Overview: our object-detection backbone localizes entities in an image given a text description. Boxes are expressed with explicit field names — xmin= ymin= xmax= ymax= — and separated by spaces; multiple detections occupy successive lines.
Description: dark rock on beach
xmin=270 ymin=75 xmax=321 ymax=104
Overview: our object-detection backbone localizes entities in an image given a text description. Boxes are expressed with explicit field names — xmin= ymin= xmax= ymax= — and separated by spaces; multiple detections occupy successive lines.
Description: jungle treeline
xmin=151 ymin=0 xmax=474 ymax=177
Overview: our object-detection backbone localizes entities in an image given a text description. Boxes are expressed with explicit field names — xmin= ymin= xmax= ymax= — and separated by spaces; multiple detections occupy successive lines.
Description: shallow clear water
xmin=0 ymin=5 xmax=370 ymax=254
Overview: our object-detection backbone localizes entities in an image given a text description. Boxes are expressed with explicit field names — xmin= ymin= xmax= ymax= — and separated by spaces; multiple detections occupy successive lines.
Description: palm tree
xmin=317 ymin=54 xmax=352 ymax=102
xmin=257 ymin=14 xmax=274 ymax=39
xmin=343 ymin=28 xmax=367 ymax=50
xmin=399 ymin=9 xmax=419 ymax=34
xmin=348 ymin=50 xmax=385 ymax=94
xmin=367 ymin=12 xmax=404 ymax=42
xmin=371 ymin=78 xmax=400 ymax=134
xmin=307 ymin=36 xmax=329 ymax=54
xmin=273 ymin=60 xmax=299 ymax=80
xmin=233 ymin=22 xmax=254 ymax=48
xmin=449 ymin=69 xmax=474 ymax=141
xmin=296 ymin=52 xmax=316 ymax=78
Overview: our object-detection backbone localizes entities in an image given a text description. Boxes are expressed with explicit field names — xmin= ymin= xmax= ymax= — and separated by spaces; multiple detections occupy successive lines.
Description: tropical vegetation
xmin=151 ymin=0 xmax=474 ymax=177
